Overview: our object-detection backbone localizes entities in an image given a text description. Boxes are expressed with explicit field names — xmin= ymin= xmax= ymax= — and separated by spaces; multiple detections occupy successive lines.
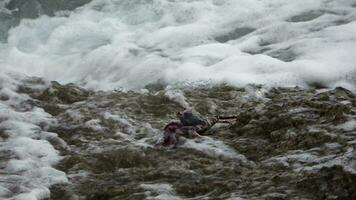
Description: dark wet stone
xmin=93 ymin=148 xmax=157 ymax=172
xmin=297 ymin=166 xmax=356 ymax=200
xmin=50 ymin=184 xmax=74 ymax=200
xmin=333 ymin=87 xmax=355 ymax=99
xmin=16 ymin=80 xmax=356 ymax=200
xmin=41 ymin=104 xmax=66 ymax=116
xmin=37 ymin=81 xmax=90 ymax=104
xmin=16 ymin=77 xmax=47 ymax=95
xmin=230 ymin=138 xmax=270 ymax=161
xmin=316 ymin=92 xmax=330 ymax=101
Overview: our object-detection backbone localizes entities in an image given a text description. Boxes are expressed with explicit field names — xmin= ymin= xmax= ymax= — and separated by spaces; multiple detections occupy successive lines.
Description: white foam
xmin=0 ymin=73 xmax=68 ymax=200
xmin=0 ymin=0 xmax=355 ymax=90
xmin=84 ymin=119 xmax=104 ymax=131
xmin=263 ymin=148 xmax=356 ymax=175
xmin=14 ymin=188 xmax=51 ymax=200
xmin=182 ymin=136 xmax=247 ymax=161
xmin=297 ymin=149 xmax=356 ymax=174
xmin=164 ymin=88 xmax=190 ymax=108
xmin=141 ymin=183 xmax=181 ymax=200
xmin=336 ymin=120 xmax=356 ymax=132
xmin=103 ymin=112 xmax=136 ymax=134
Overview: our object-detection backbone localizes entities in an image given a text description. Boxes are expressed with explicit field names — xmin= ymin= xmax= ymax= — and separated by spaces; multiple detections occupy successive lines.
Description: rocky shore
xmin=3 ymin=78 xmax=356 ymax=199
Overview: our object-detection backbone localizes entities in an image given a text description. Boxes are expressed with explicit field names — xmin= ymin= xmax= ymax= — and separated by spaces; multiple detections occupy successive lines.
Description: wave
xmin=1 ymin=0 xmax=356 ymax=90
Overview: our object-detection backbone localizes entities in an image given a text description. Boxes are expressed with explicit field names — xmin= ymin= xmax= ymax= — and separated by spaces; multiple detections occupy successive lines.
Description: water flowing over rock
xmin=1 ymin=1 xmax=356 ymax=199
xmin=3 ymin=80 xmax=355 ymax=199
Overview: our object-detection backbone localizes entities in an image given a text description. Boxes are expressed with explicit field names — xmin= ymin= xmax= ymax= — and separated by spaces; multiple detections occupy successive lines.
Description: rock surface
xmin=15 ymin=81 xmax=356 ymax=199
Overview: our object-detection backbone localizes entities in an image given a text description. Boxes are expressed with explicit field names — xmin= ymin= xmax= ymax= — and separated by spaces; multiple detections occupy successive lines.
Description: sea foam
xmin=0 ymin=0 xmax=355 ymax=90
xmin=0 ymin=73 xmax=67 ymax=200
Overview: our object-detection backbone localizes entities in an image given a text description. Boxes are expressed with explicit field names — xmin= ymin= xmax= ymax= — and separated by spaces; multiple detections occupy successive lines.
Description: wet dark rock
xmin=298 ymin=166 xmax=356 ymax=200
xmin=15 ymin=81 xmax=356 ymax=199
xmin=41 ymin=104 xmax=66 ymax=116
xmin=333 ymin=87 xmax=355 ymax=99
xmin=93 ymin=148 xmax=156 ymax=171
xmin=50 ymin=184 xmax=74 ymax=200
xmin=37 ymin=81 xmax=90 ymax=104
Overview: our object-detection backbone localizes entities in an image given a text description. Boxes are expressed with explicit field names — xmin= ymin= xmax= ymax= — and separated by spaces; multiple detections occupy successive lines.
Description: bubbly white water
xmin=0 ymin=73 xmax=68 ymax=200
xmin=1 ymin=0 xmax=356 ymax=90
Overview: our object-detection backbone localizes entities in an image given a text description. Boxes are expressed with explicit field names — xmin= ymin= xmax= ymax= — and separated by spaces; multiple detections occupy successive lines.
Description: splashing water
xmin=0 ymin=0 xmax=355 ymax=90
